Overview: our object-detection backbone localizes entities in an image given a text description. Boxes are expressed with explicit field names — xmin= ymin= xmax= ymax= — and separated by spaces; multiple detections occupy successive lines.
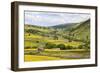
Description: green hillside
xmin=71 ymin=19 xmax=90 ymax=41
xmin=24 ymin=19 xmax=90 ymax=61
xmin=51 ymin=23 xmax=77 ymax=31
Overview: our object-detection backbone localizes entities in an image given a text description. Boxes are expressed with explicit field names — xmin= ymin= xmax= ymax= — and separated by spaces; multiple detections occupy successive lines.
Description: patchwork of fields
xmin=24 ymin=49 xmax=90 ymax=61
xmin=24 ymin=19 xmax=90 ymax=62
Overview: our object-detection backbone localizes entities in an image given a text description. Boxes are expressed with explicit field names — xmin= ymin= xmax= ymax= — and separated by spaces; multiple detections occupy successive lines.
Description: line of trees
xmin=44 ymin=42 xmax=90 ymax=50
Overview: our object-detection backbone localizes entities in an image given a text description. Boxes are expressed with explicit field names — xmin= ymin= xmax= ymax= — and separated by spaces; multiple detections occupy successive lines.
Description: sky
xmin=25 ymin=11 xmax=90 ymax=27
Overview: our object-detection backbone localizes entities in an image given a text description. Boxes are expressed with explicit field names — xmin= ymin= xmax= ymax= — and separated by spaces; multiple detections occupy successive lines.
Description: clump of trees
xmin=57 ymin=44 xmax=66 ymax=50
xmin=44 ymin=41 xmax=90 ymax=50
xmin=44 ymin=43 xmax=75 ymax=50
xmin=78 ymin=42 xmax=90 ymax=49
xmin=44 ymin=43 xmax=57 ymax=49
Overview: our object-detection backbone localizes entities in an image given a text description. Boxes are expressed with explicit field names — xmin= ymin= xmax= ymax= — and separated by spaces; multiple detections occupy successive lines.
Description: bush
xmin=45 ymin=43 xmax=56 ymax=49
xmin=24 ymin=46 xmax=31 ymax=49
xmin=56 ymin=44 xmax=66 ymax=50
xmin=84 ymin=43 xmax=90 ymax=49
xmin=78 ymin=43 xmax=90 ymax=49
xmin=78 ymin=45 xmax=83 ymax=49
xmin=66 ymin=45 xmax=73 ymax=49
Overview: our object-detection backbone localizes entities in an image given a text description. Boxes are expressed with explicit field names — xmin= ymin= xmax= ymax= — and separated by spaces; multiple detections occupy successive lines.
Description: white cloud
xmin=25 ymin=11 xmax=90 ymax=27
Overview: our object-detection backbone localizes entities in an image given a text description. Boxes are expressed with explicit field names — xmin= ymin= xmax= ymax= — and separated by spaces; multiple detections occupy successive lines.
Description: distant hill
xmin=51 ymin=23 xmax=77 ymax=30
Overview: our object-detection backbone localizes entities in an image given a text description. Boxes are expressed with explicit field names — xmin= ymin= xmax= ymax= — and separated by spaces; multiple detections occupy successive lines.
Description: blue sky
xmin=25 ymin=11 xmax=90 ymax=27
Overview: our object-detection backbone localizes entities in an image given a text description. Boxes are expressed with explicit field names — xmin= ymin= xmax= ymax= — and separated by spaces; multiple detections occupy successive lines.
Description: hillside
xmin=71 ymin=19 xmax=90 ymax=41
xmin=51 ymin=23 xmax=77 ymax=31
xmin=25 ymin=19 xmax=90 ymax=42
xmin=24 ymin=19 xmax=90 ymax=61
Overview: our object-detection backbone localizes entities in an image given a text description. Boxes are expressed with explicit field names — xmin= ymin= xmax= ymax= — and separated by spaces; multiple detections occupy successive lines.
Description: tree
xmin=45 ymin=43 xmax=56 ymax=49
xmin=78 ymin=45 xmax=83 ymax=49
xmin=57 ymin=44 xmax=66 ymax=50
xmin=66 ymin=45 xmax=73 ymax=49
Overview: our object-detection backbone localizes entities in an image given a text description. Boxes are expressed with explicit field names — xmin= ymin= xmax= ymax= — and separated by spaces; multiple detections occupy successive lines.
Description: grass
xmin=24 ymin=34 xmax=90 ymax=62
xmin=24 ymin=55 xmax=63 ymax=62
xmin=24 ymin=34 xmax=83 ymax=48
xmin=24 ymin=22 xmax=90 ymax=62
xmin=24 ymin=49 xmax=90 ymax=62
xmin=25 ymin=34 xmax=43 ymax=39
xmin=25 ymin=25 xmax=50 ymax=33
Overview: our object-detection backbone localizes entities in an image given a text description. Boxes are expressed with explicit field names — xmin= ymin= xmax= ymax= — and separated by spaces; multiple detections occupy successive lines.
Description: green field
xmin=24 ymin=49 xmax=90 ymax=61
xmin=25 ymin=55 xmax=63 ymax=62
xmin=24 ymin=19 xmax=90 ymax=62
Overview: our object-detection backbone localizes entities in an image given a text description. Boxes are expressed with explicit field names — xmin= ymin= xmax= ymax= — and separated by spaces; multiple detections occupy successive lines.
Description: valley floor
xmin=24 ymin=55 xmax=63 ymax=62
xmin=24 ymin=49 xmax=90 ymax=62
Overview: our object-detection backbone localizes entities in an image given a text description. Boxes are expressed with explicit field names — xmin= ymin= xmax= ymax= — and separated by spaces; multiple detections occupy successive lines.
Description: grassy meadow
xmin=24 ymin=19 xmax=90 ymax=62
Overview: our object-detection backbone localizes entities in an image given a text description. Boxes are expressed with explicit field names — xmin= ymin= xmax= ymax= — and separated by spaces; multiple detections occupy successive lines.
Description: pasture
xmin=24 ymin=49 xmax=90 ymax=61
xmin=24 ymin=19 xmax=90 ymax=62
